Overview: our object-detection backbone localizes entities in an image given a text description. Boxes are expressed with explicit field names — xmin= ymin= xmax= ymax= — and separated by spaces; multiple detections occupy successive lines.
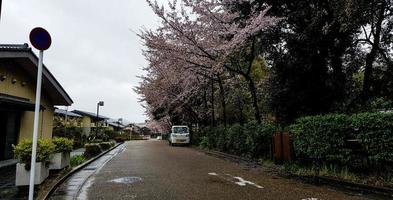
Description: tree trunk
xmin=362 ymin=3 xmax=385 ymax=99
xmin=245 ymin=76 xmax=262 ymax=124
xmin=210 ymin=79 xmax=216 ymax=127
xmin=203 ymin=87 xmax=208 ymax=126
xmin=217 ymin=75 xmax=227 ymax=127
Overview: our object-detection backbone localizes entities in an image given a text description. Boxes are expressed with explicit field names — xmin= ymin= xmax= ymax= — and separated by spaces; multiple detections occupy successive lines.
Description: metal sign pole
xmin=28 ymin=50 xmax=44 ymax=200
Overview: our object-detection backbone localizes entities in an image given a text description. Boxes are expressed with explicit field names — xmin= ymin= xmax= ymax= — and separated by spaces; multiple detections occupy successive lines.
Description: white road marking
xmin=302 ymin=198 xmax=319 ymax=200
xmin=233 ymin=176 xmax=264 ymax=189
xmin=208 ymin=172 xmax=263 ymax=189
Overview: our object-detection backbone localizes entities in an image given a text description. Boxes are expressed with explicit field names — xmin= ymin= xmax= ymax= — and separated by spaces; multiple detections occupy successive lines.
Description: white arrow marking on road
xmin=233 ymin=176 xmax=264 ymax=189
xmin=208 ymin=172 xmax=263 ymax=189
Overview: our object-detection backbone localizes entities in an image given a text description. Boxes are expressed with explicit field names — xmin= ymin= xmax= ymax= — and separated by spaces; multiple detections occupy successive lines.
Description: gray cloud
xmin=0 ymin=0 xmax=166 ymax=123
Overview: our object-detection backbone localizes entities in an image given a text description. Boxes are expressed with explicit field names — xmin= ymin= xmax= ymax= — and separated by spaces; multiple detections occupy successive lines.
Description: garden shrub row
xmin=13 ymin=137 xmax=73 ymax=169
xmin=83 ymin=141 xmax=116 ymax=158
xmin=196 ymin=121 xmax=276 ymax=159
xmin=290 ymin=112 xmax=393 ymax=172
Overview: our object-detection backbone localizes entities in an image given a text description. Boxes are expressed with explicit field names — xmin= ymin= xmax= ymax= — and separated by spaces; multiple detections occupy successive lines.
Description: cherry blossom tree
xmin=137 ymin=0 xmax=279 ymax=125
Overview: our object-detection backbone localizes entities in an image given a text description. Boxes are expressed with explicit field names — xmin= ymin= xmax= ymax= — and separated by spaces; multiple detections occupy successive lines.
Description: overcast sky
xmin=0 ymin=0 xmax=167 ymax=123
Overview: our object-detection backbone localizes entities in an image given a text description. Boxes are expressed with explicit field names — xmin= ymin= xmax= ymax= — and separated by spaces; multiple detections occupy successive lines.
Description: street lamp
xmin=96 ymin=101 xmax=104 ymax=137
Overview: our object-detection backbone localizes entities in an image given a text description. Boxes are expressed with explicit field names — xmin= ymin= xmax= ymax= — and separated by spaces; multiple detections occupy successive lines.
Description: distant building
xmin=54 ymin=108 xmax=83 ymax=127
xmin=0 ymin=44 xmax=73 ymax=161
xmin=107 ymin=118 xmax=126 ymax=132
xmin=72 ymin=110 xmax=109 ymax=136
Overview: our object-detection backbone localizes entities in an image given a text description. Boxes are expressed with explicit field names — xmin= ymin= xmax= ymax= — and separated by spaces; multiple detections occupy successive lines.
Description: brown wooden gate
xmin=272 ymin=132 xmax=293 ymax=163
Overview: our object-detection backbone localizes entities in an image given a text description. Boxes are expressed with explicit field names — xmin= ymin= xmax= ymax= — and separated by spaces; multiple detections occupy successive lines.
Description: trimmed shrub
xmin=351 ymin=112 xmax=393 ymax=166
xmin=84 ymin=143 xmax=102 ymax=158
xmin=13 ymin=139 xmax=55 ymax=169
xmin=70 ymin=155 xmax=86 ymax=167
xmin=99 ymin=142 xmax=113 ymax=150
xmin=197 ymin=122 xmax=277 ymax=159
xmin=52 ymin=137 xmax=74 ymax=153
xmin=130 ymin=135 xmax=145 ymax=140
xmin=290 ymin=114 xmax=352 ymax=166
xmin=246 ymin=121 xmax=276 ymax=159
xmin=114 ymin=136 xmax=128 ymax=143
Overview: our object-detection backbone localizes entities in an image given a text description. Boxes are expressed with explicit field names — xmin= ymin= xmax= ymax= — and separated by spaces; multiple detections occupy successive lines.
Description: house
xmin=72 ymin=110 xmax=109 ymax=136
xmin=53 ymin=108 xmax=83 ymax=137
xmin=107 ymin=118 xmax=126 ymax=132
xmin=54 ymin=108 xmax=83 ymax=128
xmin=0 ymin=44 xmax=73 ymax=161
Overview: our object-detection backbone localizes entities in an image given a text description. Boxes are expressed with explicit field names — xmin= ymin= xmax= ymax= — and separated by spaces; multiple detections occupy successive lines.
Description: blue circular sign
xmin=29 ymin=27 xmax=51 ymax=50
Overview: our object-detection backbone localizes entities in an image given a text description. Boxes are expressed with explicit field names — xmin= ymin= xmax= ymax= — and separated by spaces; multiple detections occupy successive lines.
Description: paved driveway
xmin=83 ymin=140 xmax=369 ymax=200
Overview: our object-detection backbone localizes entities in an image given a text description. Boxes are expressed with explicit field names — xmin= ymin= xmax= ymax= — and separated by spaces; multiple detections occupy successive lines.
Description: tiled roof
xmin=72 ymin=110 xmax=109 ymax=120
xmin=54 ymin=109 xmax=82 ymax=117
xmin=0 ymin=44 xmax=31 ymax=51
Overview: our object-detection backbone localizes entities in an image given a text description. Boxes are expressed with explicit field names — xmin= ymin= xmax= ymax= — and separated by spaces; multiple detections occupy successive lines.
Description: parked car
xmin=169 ymin=125 xmax=190 ymax=146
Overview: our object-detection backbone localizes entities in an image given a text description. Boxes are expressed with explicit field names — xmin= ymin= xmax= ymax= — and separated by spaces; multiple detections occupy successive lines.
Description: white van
xmin=169 ymin=125 xmax=190 ymax=145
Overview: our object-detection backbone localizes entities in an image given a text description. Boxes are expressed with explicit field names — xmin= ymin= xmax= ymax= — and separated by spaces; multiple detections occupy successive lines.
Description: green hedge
xmin=84 ymin=143 xmax=102 ymax=158
xmin=290 ymin=114 xmax=352 ymax=166
xmin=351 ymin=113 xmax=393 ymax=165
xmin=99 ymin=142 xmax=115 ymax=150
xmin=290 ymin=112 xmax=393 ymax=171
xmin=197 ymin=121 xmax=276 ymax=159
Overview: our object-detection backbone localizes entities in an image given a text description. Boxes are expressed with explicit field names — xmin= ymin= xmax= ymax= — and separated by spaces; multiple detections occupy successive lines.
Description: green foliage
xmin=13 ymin=139 xmax=55 ymax=165
xmin=290 ymin=114 xmax=352 ymax=165
xmin=246 ymin=121 xmax=276 ymax=158
xmin=104 ymin=130 xmax=121 ymax=140
xmin=70 ymin=155 xmax=86 ymax=167
xmin=291 ymin=112 xmax=393 ymax=174
xmin=99 ymin=142 xmax=114 ymax=150
xmin=114 ymin=136 xmax=128 ymax=143
xmin=84 ymin=143 xmax=102 ymax=158
xmin=130 ymin=135 xmax=145 ymax=140
xmin=52 ymin=137 xmax=74 ymax=153
xmin=198 ymin=121 xmax=277 ymax=159
xmin=351 ymin=112 xmax=393 ymax=164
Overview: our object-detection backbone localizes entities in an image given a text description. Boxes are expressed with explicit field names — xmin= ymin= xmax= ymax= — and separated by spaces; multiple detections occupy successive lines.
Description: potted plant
xmin=49 ymin=137 xmax=74 ymax=170
xmin=13 ymin=139 xmax=55 ymax=186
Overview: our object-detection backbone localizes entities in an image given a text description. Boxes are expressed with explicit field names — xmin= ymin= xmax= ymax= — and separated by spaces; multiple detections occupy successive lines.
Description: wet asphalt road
xmin=85 ymin=140 xmax=368 ymax=200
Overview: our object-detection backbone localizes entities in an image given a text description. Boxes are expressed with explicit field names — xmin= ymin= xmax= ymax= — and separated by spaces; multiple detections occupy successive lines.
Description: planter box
xmin=49 ymin=152 xmax=70 ymax=170
xmin=15 ymin=162 xmax=49 ymax=186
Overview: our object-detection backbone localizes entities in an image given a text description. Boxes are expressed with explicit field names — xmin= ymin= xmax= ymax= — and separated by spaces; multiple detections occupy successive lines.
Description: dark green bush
xmin=197 ymin=122 xmax=277 ymax=159
xmin=84 ymin=143 xmax=102 ymax=158
xmin=290 ymin=114 xmax=352 ymax=166
xmin=351 ymin=112 xmax=393 ymax=165
xmin=105 ymin=130 xmax=121 ymax=140
xmin=70 ymin=155 xmax=86 ymax=167
xmin=99 ymin=142 xmax=112 ymax=150
xmin=246 ymin=121 xmax=276 ymax=159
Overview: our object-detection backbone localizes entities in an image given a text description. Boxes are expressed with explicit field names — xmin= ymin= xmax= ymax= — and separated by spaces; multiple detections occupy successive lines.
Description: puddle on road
xmin=109 ymin=177 xmax=143 ymax=184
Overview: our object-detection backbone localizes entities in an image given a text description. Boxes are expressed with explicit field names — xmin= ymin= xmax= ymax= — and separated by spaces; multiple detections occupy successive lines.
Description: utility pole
xmin=0 ymin=0 xmax=3 ymax=22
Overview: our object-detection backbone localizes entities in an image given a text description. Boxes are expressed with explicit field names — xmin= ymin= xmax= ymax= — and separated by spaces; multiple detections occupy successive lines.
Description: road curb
xmin=43 ymin=142 xmax=123 ymax=200
xmin=195 ymin=147 xmax=393 ymax=199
